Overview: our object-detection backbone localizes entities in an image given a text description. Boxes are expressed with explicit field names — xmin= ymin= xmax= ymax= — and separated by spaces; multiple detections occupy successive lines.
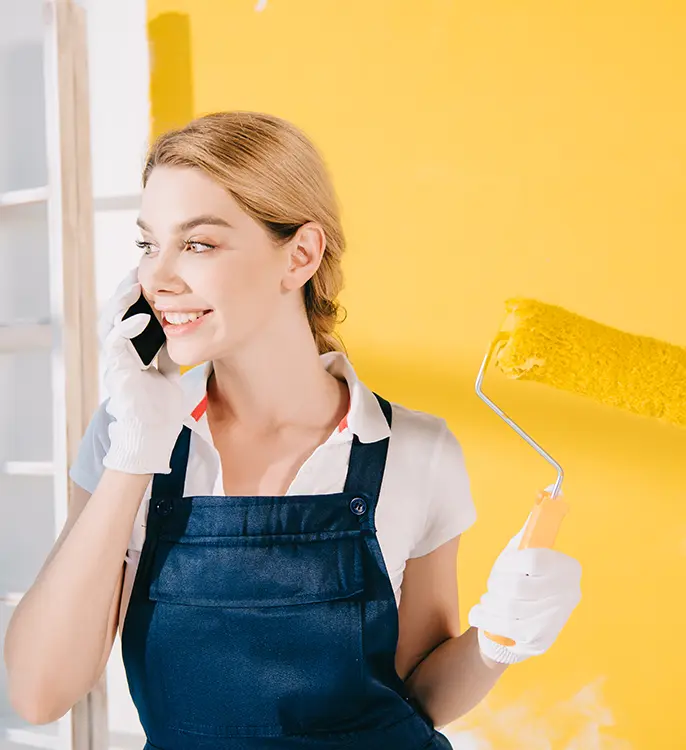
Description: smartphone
xmin=121 ymin=292 xmax=167 ymax=368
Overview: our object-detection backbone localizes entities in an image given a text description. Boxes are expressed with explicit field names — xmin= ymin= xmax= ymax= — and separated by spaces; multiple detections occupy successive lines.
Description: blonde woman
xmin=5 ymin=112 xmax=581 ymax=749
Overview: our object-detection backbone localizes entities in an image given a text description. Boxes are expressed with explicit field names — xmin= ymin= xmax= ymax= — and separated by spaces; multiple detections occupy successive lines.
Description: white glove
xmin=468 ymin=497 xmax=582 ymax=665
xmin=99 ymin=268 xmax=189 ymax=475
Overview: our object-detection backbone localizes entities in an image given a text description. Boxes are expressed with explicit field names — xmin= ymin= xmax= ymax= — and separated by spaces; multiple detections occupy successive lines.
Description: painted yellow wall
xmin=146 ymin=2 xmax=686 ymax=747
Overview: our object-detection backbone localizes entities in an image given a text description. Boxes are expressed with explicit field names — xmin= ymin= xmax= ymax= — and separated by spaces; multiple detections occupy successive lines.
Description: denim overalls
xmin=121 ymin=394 xmax=453 ymax=749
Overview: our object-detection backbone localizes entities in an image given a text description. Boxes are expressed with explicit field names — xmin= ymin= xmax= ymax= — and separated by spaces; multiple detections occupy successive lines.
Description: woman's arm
xmin=406 ymin=624 xmax=507 ymax=729
xmin=397 ymin=537 xmax=507 ymax=729
xmin=401 ymin=524 xmax=581 ymax=729
xmin=3 ymin=470 xmax=151 ymax=725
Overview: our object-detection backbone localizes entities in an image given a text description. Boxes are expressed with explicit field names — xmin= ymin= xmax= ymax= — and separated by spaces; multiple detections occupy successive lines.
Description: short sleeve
xmin=68 ymin=399 xmax=114 ymax=493
xmin=409 ymin=421 xmax=477 ymax=558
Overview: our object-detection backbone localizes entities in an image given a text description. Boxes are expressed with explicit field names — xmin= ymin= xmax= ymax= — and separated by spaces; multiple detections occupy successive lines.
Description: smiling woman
xmin=4 ymin=110 xmax=579 ymax=749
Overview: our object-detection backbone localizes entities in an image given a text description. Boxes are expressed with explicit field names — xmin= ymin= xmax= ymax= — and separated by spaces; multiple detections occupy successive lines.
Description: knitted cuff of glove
xmin=477 ymin=628 xmax=528 ymax=666
xmin=102 ymin=420 xmax=177 ymax=476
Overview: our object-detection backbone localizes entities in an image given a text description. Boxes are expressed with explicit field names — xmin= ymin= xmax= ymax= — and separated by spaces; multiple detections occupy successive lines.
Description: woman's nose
xmin=140 ymin=253 xmax=187 ymax=296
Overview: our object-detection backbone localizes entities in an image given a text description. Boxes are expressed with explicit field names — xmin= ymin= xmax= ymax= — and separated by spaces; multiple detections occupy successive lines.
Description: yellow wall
xmin=146 ymin=2 xmax=686 ymax=747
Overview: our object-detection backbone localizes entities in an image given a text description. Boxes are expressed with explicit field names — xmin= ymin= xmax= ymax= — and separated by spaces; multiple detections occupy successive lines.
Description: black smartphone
xmin=121 ymin=292 xmax=167 ymax=368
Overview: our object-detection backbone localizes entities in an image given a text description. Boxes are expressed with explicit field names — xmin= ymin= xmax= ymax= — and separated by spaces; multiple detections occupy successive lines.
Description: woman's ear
xmin=282 ymin=222 xmax=327 ymax=291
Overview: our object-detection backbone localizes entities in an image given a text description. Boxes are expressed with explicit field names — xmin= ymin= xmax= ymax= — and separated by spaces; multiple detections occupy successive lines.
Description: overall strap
xmin=151 ymin=425 xmax=192 ymax=499
xmin=343 ymin=393 xmax=393 ymax=503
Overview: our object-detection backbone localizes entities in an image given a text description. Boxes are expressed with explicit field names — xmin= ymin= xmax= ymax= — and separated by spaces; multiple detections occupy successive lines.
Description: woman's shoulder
xmin=387 ymin=400 xmax=454 ymax=448
xmin=68 ymin=400 xmax=115 ymax=493
xmin=79 ymin=398 xmax=116 ymax=452
xmin=381 ymin=401 xmax=476 ymax=557
xmin=384 ymin=400 xmax=470 ymax=482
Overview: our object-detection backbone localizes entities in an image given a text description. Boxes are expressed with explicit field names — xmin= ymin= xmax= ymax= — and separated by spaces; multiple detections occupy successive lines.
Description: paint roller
xmin=476 ymin=298 xmax=686 ymax=646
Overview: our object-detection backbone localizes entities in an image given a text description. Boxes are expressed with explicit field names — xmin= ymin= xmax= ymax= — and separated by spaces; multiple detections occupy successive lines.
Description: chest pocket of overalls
xmin=146 ymin=531 xmax=367 ymax=737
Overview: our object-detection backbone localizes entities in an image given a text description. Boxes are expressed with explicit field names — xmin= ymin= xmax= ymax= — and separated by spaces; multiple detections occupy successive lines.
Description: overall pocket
xmin=146 ymin=534 xmax=367 ymax=737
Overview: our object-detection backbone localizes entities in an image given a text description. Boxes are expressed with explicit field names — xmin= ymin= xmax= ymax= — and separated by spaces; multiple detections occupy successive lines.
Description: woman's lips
xmin=162 ymin=310 xmax=213 ymax=336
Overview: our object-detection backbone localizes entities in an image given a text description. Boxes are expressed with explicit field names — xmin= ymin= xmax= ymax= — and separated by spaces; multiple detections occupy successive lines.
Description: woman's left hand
xmin=468 ymin=520 xmax=582 ymax=666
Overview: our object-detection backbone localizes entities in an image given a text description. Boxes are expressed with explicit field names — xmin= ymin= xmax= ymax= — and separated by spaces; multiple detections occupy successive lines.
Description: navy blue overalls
xmin=121 ymin=394 xmax=453 ymax=749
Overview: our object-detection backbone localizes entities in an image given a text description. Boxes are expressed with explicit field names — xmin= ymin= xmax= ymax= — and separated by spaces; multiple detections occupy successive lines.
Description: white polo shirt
xmin=69 ymin=352 xmax=477 ymax=606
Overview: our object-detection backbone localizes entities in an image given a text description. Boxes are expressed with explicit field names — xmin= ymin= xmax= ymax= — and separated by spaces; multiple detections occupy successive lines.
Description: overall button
xmin=350 ymin=497 xmax=367 ymax=516
xmin=155 ymin=498 xmax=173 ymax=516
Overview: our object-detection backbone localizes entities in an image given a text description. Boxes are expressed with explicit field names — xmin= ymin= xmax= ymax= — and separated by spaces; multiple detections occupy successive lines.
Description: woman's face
xmin=136 ymin=166 xmax=294 ymax=367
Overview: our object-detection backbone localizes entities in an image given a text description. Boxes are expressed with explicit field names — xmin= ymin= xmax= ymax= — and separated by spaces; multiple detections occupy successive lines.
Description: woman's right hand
xmin=99 ymin=267 xmax=189 ymax=475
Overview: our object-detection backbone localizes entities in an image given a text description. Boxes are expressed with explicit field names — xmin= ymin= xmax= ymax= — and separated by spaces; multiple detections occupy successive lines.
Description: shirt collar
xmin=180 ymin=352 xmax=391 ymax=444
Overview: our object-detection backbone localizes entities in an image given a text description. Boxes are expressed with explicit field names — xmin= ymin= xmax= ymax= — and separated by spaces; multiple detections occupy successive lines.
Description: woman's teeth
xmin=164 ymin=311 xmax=209 ymax=325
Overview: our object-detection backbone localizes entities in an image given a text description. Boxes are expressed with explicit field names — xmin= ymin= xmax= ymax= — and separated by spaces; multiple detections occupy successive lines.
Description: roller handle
xmin=485 ymin=489 xmax=569 ymax=647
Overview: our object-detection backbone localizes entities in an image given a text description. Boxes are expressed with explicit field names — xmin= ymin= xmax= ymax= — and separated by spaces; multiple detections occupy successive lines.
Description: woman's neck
xmin=206 ymin=333 xmax=349 ymax=439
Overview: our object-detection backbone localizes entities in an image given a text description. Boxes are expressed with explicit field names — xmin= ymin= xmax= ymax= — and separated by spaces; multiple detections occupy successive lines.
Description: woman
xmin=5 ymin=112 xmax=581 ymax=748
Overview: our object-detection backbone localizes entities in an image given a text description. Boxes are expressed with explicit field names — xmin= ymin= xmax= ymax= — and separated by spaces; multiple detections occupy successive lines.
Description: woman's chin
xmin=165 ymin=341 xmax=210 ymax=368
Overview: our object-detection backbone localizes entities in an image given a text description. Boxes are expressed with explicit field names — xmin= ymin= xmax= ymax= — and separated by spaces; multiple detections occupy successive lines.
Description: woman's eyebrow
xmin=136 ymin=215 xmax=232 ymax=234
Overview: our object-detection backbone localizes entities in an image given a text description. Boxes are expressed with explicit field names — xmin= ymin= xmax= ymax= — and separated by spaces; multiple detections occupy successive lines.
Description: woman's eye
xmin=135 ymin=240 xmax=154 ymax=254
xmin=186 ymin=241 xmax=216 ymax=254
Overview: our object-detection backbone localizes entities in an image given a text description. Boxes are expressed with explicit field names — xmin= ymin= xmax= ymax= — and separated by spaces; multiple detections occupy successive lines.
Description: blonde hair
xmin=142 ymin=111 xmax=347 ymax=355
